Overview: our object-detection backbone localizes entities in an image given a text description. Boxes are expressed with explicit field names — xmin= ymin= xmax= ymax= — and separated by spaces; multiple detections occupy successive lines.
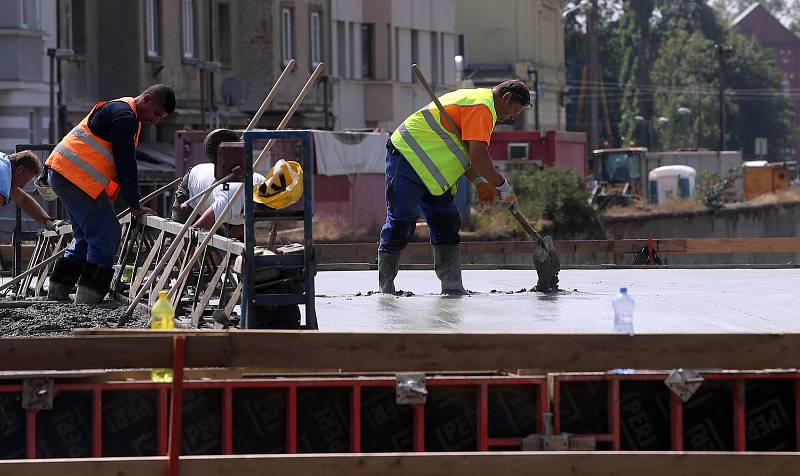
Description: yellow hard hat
xmin=253 ymin=159 xmax=303 ymax=209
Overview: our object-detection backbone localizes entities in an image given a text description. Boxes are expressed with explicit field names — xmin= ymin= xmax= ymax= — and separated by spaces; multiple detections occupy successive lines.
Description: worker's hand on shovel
xmin=495 ymin=179 xmax=519 ymax=213
xmin=471 ymin=176 xmax=498 ymax=209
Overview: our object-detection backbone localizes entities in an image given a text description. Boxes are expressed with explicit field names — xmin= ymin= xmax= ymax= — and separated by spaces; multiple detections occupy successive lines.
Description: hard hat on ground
xmin=253 ymin=159 xmax=303 ymax=209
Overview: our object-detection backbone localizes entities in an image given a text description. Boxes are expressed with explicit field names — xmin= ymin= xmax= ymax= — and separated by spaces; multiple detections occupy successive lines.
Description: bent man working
xmin=45 ymin=84 xmax=176 ymax=304
xmin=0 ymin=150 xmax=60 ymax=229
xmin=171 ymin=162 xmax=264 ymax=239
xmin=379 ymin=80 xmax=530 ymax=294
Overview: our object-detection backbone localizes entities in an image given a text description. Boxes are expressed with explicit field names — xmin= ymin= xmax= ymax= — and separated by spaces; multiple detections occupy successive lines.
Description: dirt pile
xmin=0 ymin=301 xmax=149 ymax=337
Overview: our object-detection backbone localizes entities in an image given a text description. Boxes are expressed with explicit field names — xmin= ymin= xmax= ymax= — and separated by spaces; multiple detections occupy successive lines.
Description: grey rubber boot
xmin=74 ymin=262 xmax=115 ymax=304
xmin=433 ymin=244 xmax=467 ymax=295
xmin=47 ymin=257 xmax=84 ymax=301
xmin=378 ymin=252 xmax=401 ymax=293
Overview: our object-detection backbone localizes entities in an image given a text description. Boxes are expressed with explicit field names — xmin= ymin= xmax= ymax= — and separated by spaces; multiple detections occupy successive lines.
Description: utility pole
xmin=715 ymin=43 xmax=733 ymax=152
xmin=587 ymin=0 xmax=600 ymax=154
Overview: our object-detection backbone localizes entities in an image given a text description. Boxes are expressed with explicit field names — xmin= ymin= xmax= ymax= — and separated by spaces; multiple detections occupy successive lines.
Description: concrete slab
xmin=313 ymin=269 xmax=800 ymax=333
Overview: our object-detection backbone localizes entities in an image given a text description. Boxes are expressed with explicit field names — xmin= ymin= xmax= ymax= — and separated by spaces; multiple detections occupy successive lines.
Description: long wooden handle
xmin=411 ymin=64 xmax=461 ymax=138
xmin=511 ymin=208 xmax=544 ymax=244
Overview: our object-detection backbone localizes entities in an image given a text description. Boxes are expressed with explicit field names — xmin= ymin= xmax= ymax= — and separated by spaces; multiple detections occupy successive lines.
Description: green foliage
xmin=509 ymin=167 xmax=605 ymax=239
xmin=618 ymin=0 xmax=655 ymax=146
xmin=694 ymin=167 xmax=743 ymax=210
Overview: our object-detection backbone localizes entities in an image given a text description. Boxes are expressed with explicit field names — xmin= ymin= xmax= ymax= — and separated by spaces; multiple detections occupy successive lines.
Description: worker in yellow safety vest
xmin=379 ymin=80 xmax=530 ymax=294
xmin=41 ymin=84 xmax=175 ymax=304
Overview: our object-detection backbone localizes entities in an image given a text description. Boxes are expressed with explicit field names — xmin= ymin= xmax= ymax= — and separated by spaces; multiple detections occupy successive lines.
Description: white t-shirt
xmin=185 ymin=163 xmax=265 ymax=226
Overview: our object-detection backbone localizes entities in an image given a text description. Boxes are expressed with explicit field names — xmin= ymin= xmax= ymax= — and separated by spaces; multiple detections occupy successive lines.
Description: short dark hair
xmin=494 ymin=80 xmax=531 ymax=107
xmin=8 ymin=150 xmax=41 ymax=175
xmin=143 ymin=83 xmax=176 ymax=114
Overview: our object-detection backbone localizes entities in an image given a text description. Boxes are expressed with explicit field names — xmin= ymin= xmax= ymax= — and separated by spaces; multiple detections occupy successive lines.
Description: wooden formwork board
xmin=1 ymin=452 xmax=799 ymax=476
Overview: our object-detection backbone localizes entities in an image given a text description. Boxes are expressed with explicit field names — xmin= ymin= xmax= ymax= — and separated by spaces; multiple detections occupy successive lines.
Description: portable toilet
xmin=648 ymin=165 xmax=696 ymax=204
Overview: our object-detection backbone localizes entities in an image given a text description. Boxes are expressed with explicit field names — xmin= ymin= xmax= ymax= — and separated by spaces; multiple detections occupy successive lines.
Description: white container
xmin=612 ymin=288 xmax=635 ymax=333
xmin=648 ymin=165 xmax=696 ymax=204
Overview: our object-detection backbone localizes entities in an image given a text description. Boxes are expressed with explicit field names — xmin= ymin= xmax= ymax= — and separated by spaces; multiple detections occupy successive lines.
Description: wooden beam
xmin=315 ymin=237 xmax=800 ymax=263
xmin=2 ymin=452 xmax=799 ymax=476
xmin=3 ymin=331 xmax=800 ymax=373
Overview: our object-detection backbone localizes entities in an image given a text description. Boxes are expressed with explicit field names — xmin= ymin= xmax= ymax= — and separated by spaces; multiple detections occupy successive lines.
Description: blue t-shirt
xmin=0 ymin=152 xmax=11 ymax=207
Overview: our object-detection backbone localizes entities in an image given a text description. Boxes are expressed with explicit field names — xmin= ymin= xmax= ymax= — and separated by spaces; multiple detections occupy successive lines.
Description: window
xmin=411 ymin=30 xmax=418 ymax=82
xmin=68 ymin=0 xmax=86 ymax=55
xmin=430 ymin=31 xmax=439 ymax=86
xmin=361 ymin=24 xmax=374 ymax=79
xmin=182 ymin=0 xmax=195 ymax=59
xmin=28 ymin=111 xmax=36 ymax=144
xmin=216 ymin=2 xmax=231 ymax=63
xmin=146 ymin=0 xmax=160 ymax=58
xmin=281 ymin=7 xmax=293 ymax=66
xmin=310 ymin=11 xmax=321 ymax=67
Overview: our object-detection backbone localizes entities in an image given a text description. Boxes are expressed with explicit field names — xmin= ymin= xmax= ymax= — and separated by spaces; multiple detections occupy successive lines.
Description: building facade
xmin=455 ymin=0 xmax=566 ymax=131
xmin=0 ymin=0 xmax=56 ymax=152
xmin=734 ymin=3 xmax=800 ymax=161
xmin=329 ymin=0 xmax=457 ymax=132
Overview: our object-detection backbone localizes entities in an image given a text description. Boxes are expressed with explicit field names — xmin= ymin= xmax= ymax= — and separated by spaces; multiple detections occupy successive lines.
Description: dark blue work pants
xmin=378 ymin=148 xmax=461 ymax=254
xmin=49 ymin=169 xmax=121 ymax=268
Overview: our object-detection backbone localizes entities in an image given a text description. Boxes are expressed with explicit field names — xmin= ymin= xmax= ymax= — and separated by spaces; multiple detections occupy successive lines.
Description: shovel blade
xmin=533 ymin=235 xmax=560 ymax=293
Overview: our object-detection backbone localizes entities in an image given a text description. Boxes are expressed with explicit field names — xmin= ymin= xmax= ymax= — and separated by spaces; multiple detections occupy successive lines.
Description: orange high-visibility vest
xmin=46 ymin=97 xmax=141 ymax=201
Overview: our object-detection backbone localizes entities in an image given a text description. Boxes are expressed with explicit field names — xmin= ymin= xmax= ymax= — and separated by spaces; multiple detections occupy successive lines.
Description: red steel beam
xmin=670 ymin=391 xmax=683 ymax=451
xmin=413 ymin=404 xmax=425 ymax=452
xmin=223 ymin=387 xmax=233 ymax=455
xmin=733 ymin=379 xmax=746 ymax=451
xmin=478 ymin=384 xmax=489 ymax=451
xmin=287 ymin=386 xmax=297 ymax=453
xmin=609 ymin=379 xmax=621 ymax=451
xmin=92 ymin=388 xmax=102 ymax=457
xmin=25 ymin=409 xmax=36 ymax=459
xmin=167 ymin=336 xmax=186 ymax=476
xmin=350 ymin=384 xmax=361 ymax=453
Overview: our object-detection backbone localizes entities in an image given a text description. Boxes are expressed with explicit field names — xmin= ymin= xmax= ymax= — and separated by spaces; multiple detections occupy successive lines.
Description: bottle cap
xmin=159 ymin=290 xmax=168 ymax=299
xmin=620 ymin=287 xmax=627 ymax=293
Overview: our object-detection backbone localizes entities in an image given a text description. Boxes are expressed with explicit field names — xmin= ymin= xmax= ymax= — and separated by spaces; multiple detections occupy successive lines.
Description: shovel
xmin=410 ymin=63 xmax=560 ymax=292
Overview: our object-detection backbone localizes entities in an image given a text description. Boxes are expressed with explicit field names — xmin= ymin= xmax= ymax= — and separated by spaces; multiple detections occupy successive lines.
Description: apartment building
xmin=329 ymin=0 xmax=457 ymax=131
xmin=456 ymin=0 xmax=566 ymax=130
xmin=0 ymin=0 xmax=56 ymax=152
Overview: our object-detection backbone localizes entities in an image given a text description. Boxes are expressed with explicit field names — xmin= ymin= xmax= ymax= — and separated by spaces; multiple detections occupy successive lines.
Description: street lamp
xmin=47 ymin=48 xmax=73 ymax=143
xmin=677 ymin=107 xmax=692 ymax=149
xmin=656 ymin=116 xmax=669 ymax=150
xmin=634 ymin=115 xmax=650 ymax=148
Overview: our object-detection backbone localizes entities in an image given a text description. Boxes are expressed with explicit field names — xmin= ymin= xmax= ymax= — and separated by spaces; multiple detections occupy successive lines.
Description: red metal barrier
xmin=0 ymin=374 xmax=546 ymax=459
xmin=552 ymin=371 xmax=800 ymax=452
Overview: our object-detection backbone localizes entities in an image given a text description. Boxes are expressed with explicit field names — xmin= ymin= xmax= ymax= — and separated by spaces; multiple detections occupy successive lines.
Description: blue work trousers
xmin=378 ymin=148 xmax=461 ymax=254
xmin=49 ymin=169 xmax=121 ymax=268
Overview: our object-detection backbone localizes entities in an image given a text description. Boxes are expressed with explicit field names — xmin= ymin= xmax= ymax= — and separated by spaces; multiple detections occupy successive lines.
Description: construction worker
xmin=379 ymin=80 xmax=530 ymax=294
xmin=43 ymin=84 xmax=176 ymax=304
xmin=171 ymin=162 xmax=264 ymax=239
xmin=0 ymin=150 xmax=62 ymax=230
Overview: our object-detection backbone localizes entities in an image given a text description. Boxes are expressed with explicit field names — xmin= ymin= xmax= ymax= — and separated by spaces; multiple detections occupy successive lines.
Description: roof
xmin=732 ymin=2 xmax=800 ymax=44
xmin=731 ymin=3 xmax=760 ymax=26
xmin=136 ymin=142 xmax=176 ymax=181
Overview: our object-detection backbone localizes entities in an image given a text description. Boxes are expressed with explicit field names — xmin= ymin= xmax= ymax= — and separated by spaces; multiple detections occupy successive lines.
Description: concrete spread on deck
xmin=312 ymin=268 xmax=800 ymax=333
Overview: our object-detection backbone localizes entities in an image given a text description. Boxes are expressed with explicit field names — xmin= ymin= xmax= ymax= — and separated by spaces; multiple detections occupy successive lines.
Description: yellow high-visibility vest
xmin=390 ymin=88 xmax=497 ymax=196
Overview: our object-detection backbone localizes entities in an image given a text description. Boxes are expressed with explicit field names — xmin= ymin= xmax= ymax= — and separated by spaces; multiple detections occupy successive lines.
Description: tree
xmin=650 ymin=23 xmax=720 ymax=150
xmin=618 ymin=0 xmax=655 ymax=147
xmin=724 ymin=32 xmax=794 ymax=158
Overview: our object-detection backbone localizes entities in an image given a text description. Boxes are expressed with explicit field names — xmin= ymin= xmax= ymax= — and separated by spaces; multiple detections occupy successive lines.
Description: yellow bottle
xmin=150 ymin=290 xmax=175 ymax=383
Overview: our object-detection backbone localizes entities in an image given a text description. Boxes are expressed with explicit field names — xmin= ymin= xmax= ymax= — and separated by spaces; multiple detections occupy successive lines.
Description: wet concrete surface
xmin=313 ymin=268 xmax=800 ymax=333
xmin=0 ymin=301 xmax=149 ymax=337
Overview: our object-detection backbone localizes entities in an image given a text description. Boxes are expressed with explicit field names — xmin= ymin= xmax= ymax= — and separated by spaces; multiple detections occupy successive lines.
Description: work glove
xmin=471 ymin=176 xmax=498 ymax=209
xmin=496 ymin=179 xmax=518 ymax=213
xmin=44 ymin=219 xmax=68 ymax=231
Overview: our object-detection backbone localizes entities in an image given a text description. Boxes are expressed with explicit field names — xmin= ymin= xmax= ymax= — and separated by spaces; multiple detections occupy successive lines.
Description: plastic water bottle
xmin=150 ymin=290 xmax=175 ymax=383
xmin=613 ymin=287 xmax=634 ymax=334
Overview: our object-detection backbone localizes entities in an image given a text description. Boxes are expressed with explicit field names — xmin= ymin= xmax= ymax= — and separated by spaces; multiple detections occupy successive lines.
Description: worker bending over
xmin=0 ymin=150 xmax=61 ymax=229
xmin=379 ymin=80 xmax=530 ymax=294
xmin=171 ymin=162 xmax=264 ymax=239
xmin=44 ymin=84 xmax=176 ymax=304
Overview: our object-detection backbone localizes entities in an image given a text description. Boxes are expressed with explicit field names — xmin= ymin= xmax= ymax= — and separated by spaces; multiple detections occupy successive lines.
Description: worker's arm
xmin=193 ymin=205 xmax=216 ymax=230
xmin=466 ymin=141 xmax=505 ymax=186
xmin=9 ymin=187 xmax=51 ymax=226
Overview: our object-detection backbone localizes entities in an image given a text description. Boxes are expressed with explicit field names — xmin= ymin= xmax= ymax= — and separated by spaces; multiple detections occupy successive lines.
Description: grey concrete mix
xmin=313 ymin=268 xmax=800 ymax=333
xmin=0 ymin=301 xmax=149 ymax=337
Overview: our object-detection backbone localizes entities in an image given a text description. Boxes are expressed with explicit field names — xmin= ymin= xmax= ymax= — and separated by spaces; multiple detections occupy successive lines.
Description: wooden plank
xmin=2 ymin=332 xmax=800 ymax=373
xmin=190 ymin=253 xmax=231 ymax=326
xmin=1 ymin=452 xmax=799 ymax=476
xmin=129 ymin=230 xmax=164 ymax=296
xmin=683 ymin=237 xmax=800 ymax=254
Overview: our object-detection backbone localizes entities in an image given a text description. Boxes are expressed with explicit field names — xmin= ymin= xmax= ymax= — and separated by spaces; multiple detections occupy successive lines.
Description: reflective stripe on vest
xmin=45 ymin=97 xmax=139 ymax=200
xmin=390 ymin=89 xmax=497 ymax=196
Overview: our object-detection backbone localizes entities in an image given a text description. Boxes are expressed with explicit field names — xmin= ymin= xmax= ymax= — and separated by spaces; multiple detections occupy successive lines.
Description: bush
xmin=507 ymin=166 xmax=605 ymax=239
xmin=694 ymin=167 xmax=742 ymax=210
